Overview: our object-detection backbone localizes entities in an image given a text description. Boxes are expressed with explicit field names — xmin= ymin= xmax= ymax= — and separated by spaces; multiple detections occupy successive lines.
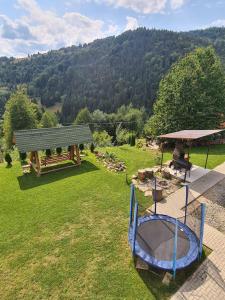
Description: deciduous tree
xmin=74 ymin=108 xmax=92 ymax=125
xmin=3 ymin=88 xmax=37 ymax=149
xmin=146 ymin=47 xmax=225 ymax=136
xmin=40 ymin=111 xmax=58 ymax=128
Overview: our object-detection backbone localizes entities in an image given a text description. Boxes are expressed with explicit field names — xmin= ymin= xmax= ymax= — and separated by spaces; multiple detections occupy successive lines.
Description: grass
xmin=0 ymin=144 xmax=224 ymax=299
xmin=102 ymin=144 xmax=225 ymax=174
xmin=163 ymin=144 xmax=225 ymax=170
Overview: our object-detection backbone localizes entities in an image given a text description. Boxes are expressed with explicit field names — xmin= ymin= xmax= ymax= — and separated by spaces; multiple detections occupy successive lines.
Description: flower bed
xmin=95 ymin=151 xmax=126 ymax=172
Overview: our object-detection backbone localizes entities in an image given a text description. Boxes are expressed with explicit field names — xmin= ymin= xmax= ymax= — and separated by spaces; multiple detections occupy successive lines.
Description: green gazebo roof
xmin=14 ymin=125 xmax=93 ymax=153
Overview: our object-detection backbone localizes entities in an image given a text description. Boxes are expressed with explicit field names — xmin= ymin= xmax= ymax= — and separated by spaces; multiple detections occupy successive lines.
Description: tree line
xmin=1 ymin=87 xmax=147 ymax=149
xmin=1 ymin=45 xmax=225 ymax=153
xmin=1 ymin=27 xmax=225 ymax=123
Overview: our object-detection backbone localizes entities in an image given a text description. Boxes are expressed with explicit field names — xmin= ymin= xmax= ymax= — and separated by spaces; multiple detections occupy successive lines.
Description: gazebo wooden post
xmin=75 ymin=144 xmax=81 ymax=165
xmin=70 ymin=145 xmax=75 ymax=161
xmin=30 ymin=151 xmax=34 ymax=163
xmin=160 ymin=142 xmax=164 ymax=170
xmin=34 ymin=151 xmax=41 ymax=176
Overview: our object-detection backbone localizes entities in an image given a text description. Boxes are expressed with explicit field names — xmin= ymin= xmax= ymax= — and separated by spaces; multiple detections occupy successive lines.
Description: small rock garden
xmin=95 ymin=151 xmax=126 ymax=172
xmin=132 ymin=165 xmax=182 ymax=201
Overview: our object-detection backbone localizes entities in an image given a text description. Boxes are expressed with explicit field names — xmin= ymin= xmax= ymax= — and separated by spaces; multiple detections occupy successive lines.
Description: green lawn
xmin=0 ymin=145 xmax=224 ymax=299
xmin=103 ymin=144 xmax=225 ymax=174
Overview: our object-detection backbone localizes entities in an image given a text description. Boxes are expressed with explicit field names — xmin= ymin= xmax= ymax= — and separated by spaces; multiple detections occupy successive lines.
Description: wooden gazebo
xmin=158 ymin=129 xmax=224 ymax=181
xmin=14 ymin=125 xmax=93 ymax=176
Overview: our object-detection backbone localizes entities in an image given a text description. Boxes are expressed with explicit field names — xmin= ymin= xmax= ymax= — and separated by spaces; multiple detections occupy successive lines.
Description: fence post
xmin=154 ymin=177 xmax=157 ymax=214
xmin=199 ymin=203 xmax=206 ymax=259
xmin=132 ymin=202 xmax=138 ymax=256
xmin=205 ymin=146 xmax=210 ymax=169
xmin=129 ymin=184 xmax=135 ymax=226
xmin=184 ymin=184 xmax=189 ymax=224
xmin=173 ymin=219 xmax=178 ymax=279
xmin=160 ymin=144 xmax=164 ymax=170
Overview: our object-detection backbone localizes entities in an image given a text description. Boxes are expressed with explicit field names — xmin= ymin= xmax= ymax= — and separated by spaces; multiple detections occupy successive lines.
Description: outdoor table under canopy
xmin=14 ymin=125 xmax=93 ymax=176
xmin=158 ymin=129 xmax=224 ymax=181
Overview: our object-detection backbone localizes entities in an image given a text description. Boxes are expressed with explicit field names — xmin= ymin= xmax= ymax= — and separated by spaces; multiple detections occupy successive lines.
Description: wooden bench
xmin=41 ymin=154 xmax=71 ymax=166
xmin=22 ymin=164 xmax=31 ymax=174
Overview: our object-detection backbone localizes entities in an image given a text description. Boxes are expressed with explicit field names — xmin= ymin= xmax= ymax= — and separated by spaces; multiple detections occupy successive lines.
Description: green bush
xmin=19 ymin=152 xmax=27 ymax=161
xmin=45 ymin=149 xmax=51 ymax=157
xmin=116 ymin=128 xmax=130 ymax=145
xmin=79 ymin=144 xmax=84 ymax=152
xmin=93 ymin=131 xmax=112 ymax=147
xmin=56 ymin=147 xmax=62 ymax=155
xmin=136 ymin=140 xmax=143 ymax=149
xmin=5 ymin=153 xmax=12 ymax=166
xmin=105 ymin=151 xmax=117 ymax=161
xmin=129 ymin=134 xmax=136 ymax=146
xmin=90 ymin=143 xmax=95 ymax=153
xmin=154 ymin=151 xmax=161 ymax=165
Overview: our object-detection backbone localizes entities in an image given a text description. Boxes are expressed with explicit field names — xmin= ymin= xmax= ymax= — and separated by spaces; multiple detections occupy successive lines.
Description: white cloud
xmin=104 ymin=0 xmax=167 ymax=14
xmin=0 ymin=14 xmax=34 ymax=40
xmin=209 ymin=19 xmax=225 ymax=27
xmin=0 ymin=0 xmax=189 ymax=57
xmin=170 ymin=0 xmax=185 ymax=10
xmin=0 ymin=0 xmax=116 ymax=57
xmin=124 ymin=16 xmax=139 ymax=31
xmin=202 ymin=19 xmax=225 ymax=29
xmin=98 ymin=0 xmax=186 ymax=14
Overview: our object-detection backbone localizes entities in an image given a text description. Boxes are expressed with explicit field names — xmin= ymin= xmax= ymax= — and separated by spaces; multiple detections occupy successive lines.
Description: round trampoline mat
xmin=136 ymin=219 xmax=189 ymax=261
xmin=129 ymin=214 xmax=199 ymax=270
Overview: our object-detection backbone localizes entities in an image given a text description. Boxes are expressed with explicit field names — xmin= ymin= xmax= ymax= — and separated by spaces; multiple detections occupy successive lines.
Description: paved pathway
xmin=171 ymin=223 xmax=225 ymax=300
xmin=168 ymin=164 xmax=210 ymax=183
xmin=150 ymin=163 xmax=225 ymax=218
xmin=151 ymin=162 xmax=225 ymax=300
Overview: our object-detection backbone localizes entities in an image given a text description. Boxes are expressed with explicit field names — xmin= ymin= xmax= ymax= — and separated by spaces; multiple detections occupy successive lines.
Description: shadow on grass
xmin=17 ymin=160 xmax=99 ymax=190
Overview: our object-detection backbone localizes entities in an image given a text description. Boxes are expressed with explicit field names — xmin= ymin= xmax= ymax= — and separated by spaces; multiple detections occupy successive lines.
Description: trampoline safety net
xmin=128 ymin=184 xmax=206 ymax=277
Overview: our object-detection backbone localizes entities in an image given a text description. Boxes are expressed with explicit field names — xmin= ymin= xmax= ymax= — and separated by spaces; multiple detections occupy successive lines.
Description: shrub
xmin=5 ymin=153 xmax=12 ymax=166
xmin=136 ymin=140 xmax=143 ymax=149
xmin=93 ymin=131 xmax=112 ymax=147
xmin=19 ymin=152 xmax=27 ymax=161
xmin=105 ymin=151 xmax=117 ymax=161
xmin=45 ymin=149 xmax=51 ymax=157
xmin=90 ymin=143 xmax=95 ymax=153
xmin=67 ymin=145 xmax=71 ymax=152
xmin=116 ymin=128 xmax=130 ymax=145
xmin=129 ymin=134 xmax=136 ymax=146
xmin=56 ymin=147 xmax=62 ymax=155
xmin=79 ymin=144 xmax=84 ymax=152
xmin=154 ymin=151 xmax=161 ymax=165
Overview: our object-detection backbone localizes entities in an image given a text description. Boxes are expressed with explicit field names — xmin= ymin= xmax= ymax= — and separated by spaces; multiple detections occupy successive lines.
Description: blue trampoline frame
xmin=129 ymin=214 xmax=199 ymax=270
xmin=128 ymin=183 xmax=206 ymax=278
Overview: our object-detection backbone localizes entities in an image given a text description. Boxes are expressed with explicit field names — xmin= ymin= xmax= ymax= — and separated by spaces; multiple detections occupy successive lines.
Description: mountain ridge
xmin=1 ymin=27 xmax=225 ymax=122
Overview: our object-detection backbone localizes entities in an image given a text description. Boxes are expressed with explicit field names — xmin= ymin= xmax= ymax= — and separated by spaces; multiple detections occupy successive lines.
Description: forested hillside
xmin=0 ymin=27 xmax=225 ymax=123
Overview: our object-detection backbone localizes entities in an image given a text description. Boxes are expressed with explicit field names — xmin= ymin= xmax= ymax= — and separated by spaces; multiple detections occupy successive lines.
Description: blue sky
xmin=0 ymin=0 xmax=225 ymax=57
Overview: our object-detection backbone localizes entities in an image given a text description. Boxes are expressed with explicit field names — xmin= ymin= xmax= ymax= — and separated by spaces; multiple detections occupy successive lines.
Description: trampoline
xmin=128 ymin=183 xmax=205 ymax=277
